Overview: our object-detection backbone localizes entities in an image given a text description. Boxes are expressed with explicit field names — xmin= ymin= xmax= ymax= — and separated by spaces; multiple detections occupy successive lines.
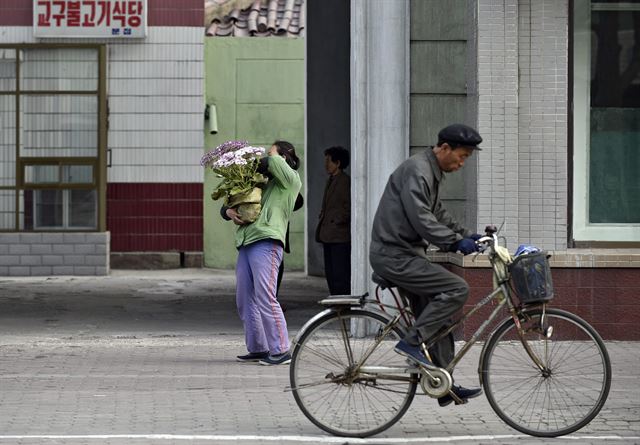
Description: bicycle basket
xmin=508 ymin=251 xmax=554 ymax=304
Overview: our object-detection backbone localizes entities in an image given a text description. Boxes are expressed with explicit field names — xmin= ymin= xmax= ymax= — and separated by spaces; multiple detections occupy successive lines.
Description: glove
xmin=451 ymin=238 xmax=478 ymax=255
xmin=470 ymin=233 xmax=483 ymax=241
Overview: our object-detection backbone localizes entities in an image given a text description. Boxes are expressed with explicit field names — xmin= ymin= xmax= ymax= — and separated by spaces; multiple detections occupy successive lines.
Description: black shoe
xmin=259 ymin=352 xmax=292 ymax=366
xmin=236 ymin=351 xmax=269 ymax=362
xmin=394 ymin=340 xmax=436 ymax=369
xmin=438 ymin=384 xmax=482 ymax=407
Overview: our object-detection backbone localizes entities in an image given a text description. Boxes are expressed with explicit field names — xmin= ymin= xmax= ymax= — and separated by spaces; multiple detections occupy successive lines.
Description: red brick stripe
xmin=107 ymin=183 xmax=203 ymax=252
xmin=0 ymin=3 xmax=31 ymax=26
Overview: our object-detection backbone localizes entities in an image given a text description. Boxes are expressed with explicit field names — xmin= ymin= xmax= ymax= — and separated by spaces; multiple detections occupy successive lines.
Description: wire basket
xmin=509 ymin=252 xmax=554 ymax=304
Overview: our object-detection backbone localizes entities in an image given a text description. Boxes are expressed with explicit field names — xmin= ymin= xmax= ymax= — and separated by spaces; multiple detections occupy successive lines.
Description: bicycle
xmin=289 ymin=226 xmax=611 ymax=438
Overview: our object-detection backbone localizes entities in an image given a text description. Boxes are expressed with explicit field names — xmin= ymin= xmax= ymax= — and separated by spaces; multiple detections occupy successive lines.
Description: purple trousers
xmin=236 ymin=239 xmax=289 ymax=355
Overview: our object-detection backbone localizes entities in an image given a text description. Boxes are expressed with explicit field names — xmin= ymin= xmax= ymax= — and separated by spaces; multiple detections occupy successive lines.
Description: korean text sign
xmin=34 ymin=0 xmax=147 ymax=38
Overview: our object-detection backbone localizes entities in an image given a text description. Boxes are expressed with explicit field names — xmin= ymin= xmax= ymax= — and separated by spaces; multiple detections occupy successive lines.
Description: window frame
xmin=0 ymin=43 xmax=107 ymax=232
xmin=571 ymin=0 xmax=640 ymax=243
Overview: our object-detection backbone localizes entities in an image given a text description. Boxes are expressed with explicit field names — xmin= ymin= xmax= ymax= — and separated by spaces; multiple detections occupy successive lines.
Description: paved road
xmin=0 ymin=270 xmax=638 ymax=444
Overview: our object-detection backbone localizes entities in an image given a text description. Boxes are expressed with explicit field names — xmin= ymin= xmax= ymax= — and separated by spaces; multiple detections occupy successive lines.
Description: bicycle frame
xmin=354 ymin=285 xmax=515 ymax=379
xmin=428 ymin=284 xmax=510 ymax=373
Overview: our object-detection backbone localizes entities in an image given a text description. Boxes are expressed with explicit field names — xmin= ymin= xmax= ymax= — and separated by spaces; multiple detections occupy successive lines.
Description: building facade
xmin=1 ymin=0 xmax=638 ymax=339
xmin=0 ymin=0 xmax=204 ymax=275
xmin=352 ymin=0 xmax=640 ymax=340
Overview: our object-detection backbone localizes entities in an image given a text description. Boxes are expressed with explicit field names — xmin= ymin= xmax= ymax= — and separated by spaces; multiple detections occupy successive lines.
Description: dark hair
xmin=324 ymin=146 xmax=350 ymax=169
xmin=273 ymin=140 xmax=300 ymax=170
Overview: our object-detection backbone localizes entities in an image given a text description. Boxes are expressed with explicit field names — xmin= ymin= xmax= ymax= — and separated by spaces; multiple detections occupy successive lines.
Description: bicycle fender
xmin=291 ymin=308 xmax=336 ymax=346
xmin=477 ymin=313 xmax=527 ymax=385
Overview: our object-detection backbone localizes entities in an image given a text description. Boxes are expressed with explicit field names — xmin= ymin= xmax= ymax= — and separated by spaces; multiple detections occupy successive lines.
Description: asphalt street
xmin=0 ymin=269 xmax=638 ymax=445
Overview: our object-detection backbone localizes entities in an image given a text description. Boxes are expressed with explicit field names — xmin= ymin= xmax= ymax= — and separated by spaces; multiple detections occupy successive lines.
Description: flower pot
xmin=228 ymin=187 xmax=262 ymax=223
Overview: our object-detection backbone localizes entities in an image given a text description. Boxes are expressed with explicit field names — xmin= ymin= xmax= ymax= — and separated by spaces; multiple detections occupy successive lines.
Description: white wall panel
xmin=108 ymin=78 xmax=202 ymax=95
xmin=109 ymin=96 xmax=203 ymax=113
xmin=109 ymin=131 xmax=202 ymax=148
xmin=109 ymin=165 xmax=203 ymax=183
xmin=106 ymin=26 xmax=203 ymax=183
xmin=0 ymin=26 xmax=202 ymax=45
xmin=110 ymin=113 xmax=202 ymax=131
xmin=111 ymin=148 xmax=204 ymax=165
xmin=109 ymin=61 xmax=203 ymax=79
xmin=0 ymin=27 xmax=35 ymax=43
xmin=109 ymin=44 xmax=203 ymax=61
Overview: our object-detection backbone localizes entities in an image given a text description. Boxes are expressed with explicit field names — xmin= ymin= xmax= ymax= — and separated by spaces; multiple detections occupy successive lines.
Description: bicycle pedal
xmin=450 ymin=392 xmax=466 ymax=405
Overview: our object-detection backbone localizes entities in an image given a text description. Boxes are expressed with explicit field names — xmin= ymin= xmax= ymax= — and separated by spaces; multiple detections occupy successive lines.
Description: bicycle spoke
xmin=291 ymin=310 xmax=417 ymax=437
xmin=482 ymin=309 xmax=611 ymax=437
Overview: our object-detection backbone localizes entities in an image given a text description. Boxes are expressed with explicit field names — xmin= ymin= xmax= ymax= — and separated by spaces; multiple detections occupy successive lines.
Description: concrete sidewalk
xmin=0 ymin=269 xmax=638 ymax=444
xmin=0 ymin=269 xmax=328 ymax=338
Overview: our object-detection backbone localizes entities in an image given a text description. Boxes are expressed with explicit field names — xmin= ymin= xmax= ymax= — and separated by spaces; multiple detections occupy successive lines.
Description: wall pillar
xmin=351 ymin=0 xmax=410 ymax=295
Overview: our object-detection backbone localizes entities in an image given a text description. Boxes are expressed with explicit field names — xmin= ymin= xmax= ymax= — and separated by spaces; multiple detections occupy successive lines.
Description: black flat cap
xmin=438 ymin=123 xmax=482 ymax=150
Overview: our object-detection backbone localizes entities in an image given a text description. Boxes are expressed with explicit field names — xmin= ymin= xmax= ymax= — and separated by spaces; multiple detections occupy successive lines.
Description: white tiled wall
xmin=0 ymin=26 xmax=204 ymax=184
xmin=107 ymin=27 xmax=205 ymax=183
xmin=477 ymin=0 xmax=568 ymax=251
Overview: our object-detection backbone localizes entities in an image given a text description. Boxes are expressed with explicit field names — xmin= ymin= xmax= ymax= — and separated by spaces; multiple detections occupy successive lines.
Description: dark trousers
xmin=322 ymin=242 xmax=351 ymax=295
xmin=370 ymin=253 xmax=469 ymax=368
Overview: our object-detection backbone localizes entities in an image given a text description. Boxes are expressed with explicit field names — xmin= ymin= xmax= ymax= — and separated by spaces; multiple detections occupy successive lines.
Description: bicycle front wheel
xmin=290 ymin=309 xmax=418 ymax=437
xmin=481 ymin=308 xmax=611 ymax=437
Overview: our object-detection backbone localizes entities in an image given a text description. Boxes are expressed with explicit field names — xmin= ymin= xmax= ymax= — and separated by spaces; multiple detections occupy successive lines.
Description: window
xmin=0 ymin=44 xmax=106 ymax=232
xmin=573 ymin=0 xmax=640 ymax=241
xmin=21 ymin=163 xmax=97 ymax=229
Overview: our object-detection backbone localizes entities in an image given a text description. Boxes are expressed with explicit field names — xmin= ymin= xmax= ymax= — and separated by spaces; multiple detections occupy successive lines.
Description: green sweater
xmin=235 ymin=154 xmax=302 ymax=248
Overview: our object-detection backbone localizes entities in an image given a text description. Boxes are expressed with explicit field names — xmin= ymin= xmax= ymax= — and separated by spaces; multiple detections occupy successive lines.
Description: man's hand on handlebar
xmin=451 ymin=238 xmax=479 ymax=255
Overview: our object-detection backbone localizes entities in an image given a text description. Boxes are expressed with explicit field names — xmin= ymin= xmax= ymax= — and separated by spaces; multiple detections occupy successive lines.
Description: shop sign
xmin=34 ymin=0 xmax=147 ymax=38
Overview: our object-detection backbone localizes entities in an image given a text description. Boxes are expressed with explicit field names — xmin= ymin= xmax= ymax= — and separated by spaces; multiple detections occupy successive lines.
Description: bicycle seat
xmin=372 ymin=272 xmax=396 ymax=290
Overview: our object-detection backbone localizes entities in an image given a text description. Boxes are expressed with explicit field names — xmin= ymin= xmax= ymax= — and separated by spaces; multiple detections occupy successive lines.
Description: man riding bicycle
xmin=369 ymin=123 xmax=483 ymax=407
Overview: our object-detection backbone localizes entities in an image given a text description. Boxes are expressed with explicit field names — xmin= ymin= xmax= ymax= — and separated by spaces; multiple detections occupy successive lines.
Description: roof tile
xmin=205 ymin=0 xmax=305 ymax=38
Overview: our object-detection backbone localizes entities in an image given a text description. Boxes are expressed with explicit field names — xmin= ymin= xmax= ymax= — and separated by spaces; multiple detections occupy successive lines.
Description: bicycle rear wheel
xmin=290 ymin=309 xmax=418 ymax=437
xmin=481 ymin=308 xmax=611 ymax=437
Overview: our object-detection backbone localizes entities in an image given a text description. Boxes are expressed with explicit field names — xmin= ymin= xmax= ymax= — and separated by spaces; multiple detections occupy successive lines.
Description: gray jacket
xmin=369 ymin=148 xmax=471 ymax=258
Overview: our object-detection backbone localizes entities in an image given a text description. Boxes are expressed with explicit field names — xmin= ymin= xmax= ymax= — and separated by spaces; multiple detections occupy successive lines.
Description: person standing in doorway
xmin=316 ymin=146 xmax=351 ymax=295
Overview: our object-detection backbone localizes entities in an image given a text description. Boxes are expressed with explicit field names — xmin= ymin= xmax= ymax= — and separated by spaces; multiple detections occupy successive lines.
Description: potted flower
xmin=201 ymin=140 xmax=268 ymax=223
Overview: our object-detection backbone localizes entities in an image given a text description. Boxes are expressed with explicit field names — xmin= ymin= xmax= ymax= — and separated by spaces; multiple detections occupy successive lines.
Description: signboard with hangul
xmin=34 ymin=0 xmax=147 ymax=38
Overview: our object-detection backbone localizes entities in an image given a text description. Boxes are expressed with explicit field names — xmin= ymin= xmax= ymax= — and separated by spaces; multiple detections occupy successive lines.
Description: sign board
xmin=34 ymin=0 xmax=147 ymax=38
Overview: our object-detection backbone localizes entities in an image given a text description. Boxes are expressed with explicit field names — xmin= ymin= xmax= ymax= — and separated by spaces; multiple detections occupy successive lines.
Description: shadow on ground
xmin=0 ymin=269 xmax=330 ymax=338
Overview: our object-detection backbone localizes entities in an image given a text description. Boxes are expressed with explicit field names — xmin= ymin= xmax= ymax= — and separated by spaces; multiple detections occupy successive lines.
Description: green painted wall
xmin=203 ymin=38 xmax=305 ymax=269
xmin=410 ymin=0 xmax=472 ymax=223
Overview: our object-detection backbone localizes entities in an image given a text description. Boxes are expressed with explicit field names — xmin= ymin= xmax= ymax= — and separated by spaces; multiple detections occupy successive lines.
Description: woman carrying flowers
xmin=220 ymin=140 xmax=302 ymax=365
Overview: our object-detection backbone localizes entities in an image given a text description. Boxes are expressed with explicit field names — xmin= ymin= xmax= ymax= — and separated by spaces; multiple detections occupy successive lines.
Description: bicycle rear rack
xmin=318 ymin=286 xmax=415 ymax=330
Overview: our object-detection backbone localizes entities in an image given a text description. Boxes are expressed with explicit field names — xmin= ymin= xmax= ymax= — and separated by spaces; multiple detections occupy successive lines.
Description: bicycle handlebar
xmin=475 ymin=225 xmax=501 ymax=254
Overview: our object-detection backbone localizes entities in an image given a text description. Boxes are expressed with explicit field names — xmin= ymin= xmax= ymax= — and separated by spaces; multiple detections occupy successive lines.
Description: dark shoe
xmin=236 ymin=351 xmax=269 ymax=362
xmin=259 ymin=352 xmax=291 ymax=366
xmin=438 ymin=384 xmax=483 ymax=407
xmin=394 ymin=340 xmax=436 ymax=369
